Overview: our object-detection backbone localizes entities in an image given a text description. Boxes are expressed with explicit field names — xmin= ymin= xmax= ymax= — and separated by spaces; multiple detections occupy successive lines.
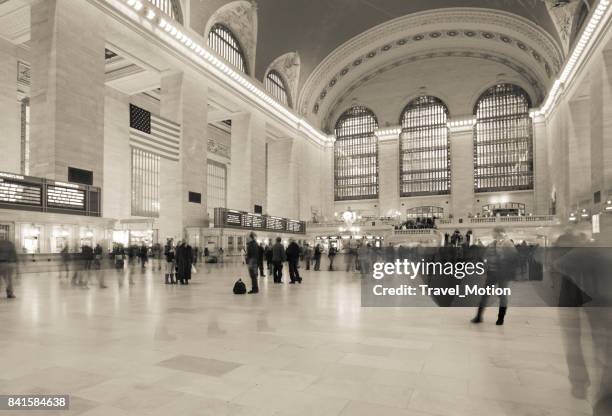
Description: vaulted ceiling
xmin=195 ymin=0 xmax=570 ymax=84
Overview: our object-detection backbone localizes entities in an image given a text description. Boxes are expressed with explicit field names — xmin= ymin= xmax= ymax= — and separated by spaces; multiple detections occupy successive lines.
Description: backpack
xmin=233 ymin=279 xmax=247 ymax=295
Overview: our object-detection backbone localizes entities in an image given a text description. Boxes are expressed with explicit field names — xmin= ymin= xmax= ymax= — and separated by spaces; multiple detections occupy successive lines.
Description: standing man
xmin=272 ymin=237 xmax=286 ymax=283
xmin=471 ymin=226 xmax=518 ymax=326
xmin=313 ymin=244 xmax=322 ymax=271
xmin=303 ymin=243 xmax=312 ymax=270
xmin=328 ymin=245 xmax=337 ymax=271
xmin=286 ymin=239 xmax=302 ymax=284
xmin=0 ymin=239 xmax=17 ymax=298
xmin=246 ymin=232 xmax=259 ymax=294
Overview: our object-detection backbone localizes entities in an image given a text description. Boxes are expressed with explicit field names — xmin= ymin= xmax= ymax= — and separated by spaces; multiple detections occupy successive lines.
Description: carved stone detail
xmin=207 ymin=138 xmax=231 ymax=159
xmin=265 ymin=52 xmax=301 ymax=107
xmin=206 ymin=1 xmax=258 ymax=75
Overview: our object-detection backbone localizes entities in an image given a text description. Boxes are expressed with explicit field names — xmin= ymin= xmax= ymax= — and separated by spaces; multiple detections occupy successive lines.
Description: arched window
xmin=207 ymin=24 xmax=248 ymax=74
xmin=334 ymin=106 xmax=379 ymax=201
xmin=399 ymin=96 xmax=450 ymax=196
xmin=265 ymin=70 xmax=291 ymax=107
xmin=146 ymin=0 xmax=183 ymax=24
xmin=473 ymin=84 xmax=533 ymax=192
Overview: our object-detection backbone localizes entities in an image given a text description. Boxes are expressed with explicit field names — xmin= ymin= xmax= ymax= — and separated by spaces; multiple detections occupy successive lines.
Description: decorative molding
xmin=265 ymin=52 xmax=301 ymax=108
xmin=299 ymin=8 xmax=564 ymax=122
xmin=205 ymin=1 xmax=257 ymax=76
xmin=543 ymin=0 xmax=581 ymax=53
xmin=322 ymin=49 xmax=545 ymax=131
xmin=207 ymin=138 xmax=231 ymax=159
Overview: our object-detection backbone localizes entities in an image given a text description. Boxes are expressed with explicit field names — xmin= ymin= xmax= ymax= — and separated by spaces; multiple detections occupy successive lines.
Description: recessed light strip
xmin=117 ymin=0 xmax=331 ymax=144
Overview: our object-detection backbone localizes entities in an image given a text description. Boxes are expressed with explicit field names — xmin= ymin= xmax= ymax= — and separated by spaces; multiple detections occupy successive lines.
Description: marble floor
xmin=0 ymin=262 xmax=608 ymax=415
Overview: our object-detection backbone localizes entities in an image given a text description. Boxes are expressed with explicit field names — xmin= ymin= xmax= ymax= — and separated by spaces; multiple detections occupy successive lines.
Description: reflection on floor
xmin=0 ymin=263 xmax=605 ymax=415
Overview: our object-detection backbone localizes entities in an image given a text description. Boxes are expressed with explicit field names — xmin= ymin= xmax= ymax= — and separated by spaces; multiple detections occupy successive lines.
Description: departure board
xmin=47 ymin=185 xmax=86 ymax=210
xmin=214 ymin=208 xmax=306 ymax=234
xmin=0 ymin=171 xmax=101 ymax=217
xmin=0 ymin=178 xmax=42 ymax=207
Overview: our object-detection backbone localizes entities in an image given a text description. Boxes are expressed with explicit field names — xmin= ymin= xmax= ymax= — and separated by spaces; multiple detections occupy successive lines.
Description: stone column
xmin=267 ymin=137 xmax=298 ymax=218
xmin=601 ymin=50 xmax=612 ymax=196
xmin=227 ymin=113 xmax=266 ymax=212
xmin=160 ymin=72 xmax=209 ymax=234
xmin=449 ymin=126 xmax=474 ymax=219
xmin=546 ymin=102 xmax=571 ymax=218
xmin=532 ymin=116 xmax=550 ymax=214
xmin=0 ymin=38 xmax=20 ymax=173
xmin=378 ymin=135 xmax=400 ymax=216
xmin=29 ymin=0 xmax=105 ymax=185
xmin=567 ymin=98 xmax=591 ymax=206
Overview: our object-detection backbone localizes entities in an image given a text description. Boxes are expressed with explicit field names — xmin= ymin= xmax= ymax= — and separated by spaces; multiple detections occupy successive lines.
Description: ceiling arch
xmin=298 ymin=8 xmax=563 ymax=129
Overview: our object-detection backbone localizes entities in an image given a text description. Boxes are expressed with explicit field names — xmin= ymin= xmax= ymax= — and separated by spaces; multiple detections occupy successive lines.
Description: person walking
xmin=93 ymin=243 xmax=107 ymax=288
xmin=313 ymin=244 xmax=322 ymax=271
xmin=471 ymin=226 xmax=518 ymax=326
xmin=139 ymin=243 xmax=148 ymax=271
xmin=0 ymin=239 xmax=17 ymax=299
xmin=151 ymin=242 xmax=162 ymax=271
xmin=328 ymin=245 xmax=337 ymax=271
xmin=265 ymin=244 xmax=273 ymax=276
xmin=303 ymin=243 xmax=312 ymax=270
xmin=164 ymin=239 xmax=176 ymax=284
xmin=286 ymin=238 xmax=302 ymax=284
xmin=246 ymin=232 xmax=259 ymax=294
xmin=272 ymin=237 xmax=286 ymax=283
xmin=60 ymin=245 xmax=70 ymax=279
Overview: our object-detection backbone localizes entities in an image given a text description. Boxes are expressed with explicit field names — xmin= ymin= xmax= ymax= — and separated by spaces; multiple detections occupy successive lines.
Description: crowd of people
xmin=394 ymin=217 xmax=437 ymax=230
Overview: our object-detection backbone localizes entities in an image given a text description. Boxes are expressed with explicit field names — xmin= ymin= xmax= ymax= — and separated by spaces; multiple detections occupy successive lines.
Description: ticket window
xmin=0 ymin=224 xmax=11 ymax=242
xmin=112 ymin=230 xmax=129 ymax=247
xmin=51 ymin=227 xmax=71 ymax=253
xmin=21 ymin=225 xmax=41 ymax=254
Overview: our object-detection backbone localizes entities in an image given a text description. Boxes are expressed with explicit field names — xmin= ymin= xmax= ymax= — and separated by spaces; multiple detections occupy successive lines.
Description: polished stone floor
xmin=0 ymin=262 xmax=607 ymax=415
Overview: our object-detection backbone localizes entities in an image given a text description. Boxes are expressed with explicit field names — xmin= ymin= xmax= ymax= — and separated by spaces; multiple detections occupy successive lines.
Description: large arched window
xmin=147 ymin=0 xmax=183 ymax=24
xmin=399 ymin=96 xmax=450 ymax=196
xmin=334 ymin=106 xmax=379 ymax=201
xmin=207 ymin=24 xmax=248 ymax=74
xmin=473 ymin=84 xmax=533 ymax=192
xmin=265 ymin=70 xmax=291 ymax=107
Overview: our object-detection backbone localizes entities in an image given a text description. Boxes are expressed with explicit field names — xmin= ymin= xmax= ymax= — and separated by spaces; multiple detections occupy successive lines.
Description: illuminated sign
xmin=214 ymin=208 xmax=306 ymax=234
xmin=47 ymin=185 xmax=86 ymax=210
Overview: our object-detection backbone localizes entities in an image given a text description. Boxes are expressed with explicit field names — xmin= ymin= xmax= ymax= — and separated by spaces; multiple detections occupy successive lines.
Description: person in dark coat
xmin=271 ymin=237 xmax=286 ymax=283
xmin=286 ymin=239 xmax=302 ymax=284
xmin=328 ymin=245 xmax=337 ymax=271
xmin=139 ymin=244 xmax=148 ymax=271
xmin=0 ymin=239 xmax=17 ymax=298
xmin=175 ymin=240 xmax=193 ymax=285
xmin=246 ymin=232 xmax=259 ymax=293
xmin=313 ymin=244 xmax=322 ymax=271
xmin=471 ymin=227 xmax=518 ymax=325
xmin=257 ymin=242 xmax=265 ymax=277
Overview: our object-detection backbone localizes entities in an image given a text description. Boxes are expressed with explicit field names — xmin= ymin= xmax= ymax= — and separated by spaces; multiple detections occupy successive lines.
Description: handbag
xmin=191 ymin=264 xmax=197 ymax=274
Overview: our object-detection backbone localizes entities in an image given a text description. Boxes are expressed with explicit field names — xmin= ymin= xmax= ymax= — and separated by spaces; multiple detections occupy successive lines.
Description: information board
xmin=0 ymin=179 xmax=42 ymax=207
xmin=47 ymin=185 xmax=86 ymax=210
xmin=214 ymin=208 xmax=306 ymax=234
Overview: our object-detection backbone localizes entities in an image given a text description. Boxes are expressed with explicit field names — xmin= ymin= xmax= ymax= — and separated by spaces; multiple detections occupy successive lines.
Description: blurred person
xmin=265 ymin=244 xmax=273 ymax=276
xmin=246 ymin=232 xmax=259 ymax=293
xmin=176 ymin=240 xmax=193 ymax=285
xmin=328 ymin=245 xmax=337 ymax=271
xmin=272 ymin=237 xmax=285 ymax=283
xmin=313 ymin=244 xmax=322 ymax=271
xmin=164 ymin=239 xmax=176 ymax=284
xmin=0 ymin=239 xmax=17 ymax=298
xmin=471 ymin=226 xmax=518 ymax=325
xmin=358 ymin=243 xmax=371 ymax=278
xmin=139 ymin=243 xmax=148 ymax=271
xmin=60 ymin=245 xmax=70 ymax=279
xmin=303 ymin=243 xmax=312 ymax=271
xmin=257 ymin=242 xmax=265 ymax=277
xmin=93 ymin=243 xmax=107 ymax=289
xmin=151 ymin=242 xmax=162 ymax=271
xmin=286 ymin=238 xmax=302 ymax=284
xmin=73 ymin=244 xmax=93 ymax=288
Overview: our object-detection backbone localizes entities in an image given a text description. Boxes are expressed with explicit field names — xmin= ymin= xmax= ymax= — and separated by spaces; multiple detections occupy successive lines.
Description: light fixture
xmin=146 ymin=9 xmax=155 ymax=20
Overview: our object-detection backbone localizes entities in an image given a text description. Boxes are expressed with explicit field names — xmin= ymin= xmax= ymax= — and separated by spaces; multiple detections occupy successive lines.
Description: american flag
xmin=129 ymin=104 xmax=181 ymax=161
